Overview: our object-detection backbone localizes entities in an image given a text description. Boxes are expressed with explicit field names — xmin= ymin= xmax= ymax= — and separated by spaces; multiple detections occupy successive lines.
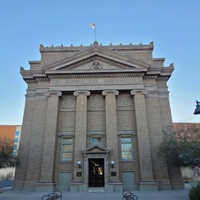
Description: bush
xmin=189 ymin=182 xmax=200 ymax=200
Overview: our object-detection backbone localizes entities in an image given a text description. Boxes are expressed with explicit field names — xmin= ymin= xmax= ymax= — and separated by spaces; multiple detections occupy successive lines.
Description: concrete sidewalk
xmin=0 ymin=189 xmax=189 ymax=200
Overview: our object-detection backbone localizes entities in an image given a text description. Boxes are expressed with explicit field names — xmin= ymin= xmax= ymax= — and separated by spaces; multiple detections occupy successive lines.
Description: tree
xmin=157 ymin=123 xmax=200 ymax=167
xmin=0 ymin=136 xmax=17 ymax=168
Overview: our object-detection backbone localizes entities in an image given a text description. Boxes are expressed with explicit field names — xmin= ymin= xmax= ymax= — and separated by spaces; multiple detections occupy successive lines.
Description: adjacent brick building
xmin=14 ymin=41 xmax=183 ymax=192
xmin=0 ymin=125 xmax=21 ymax=180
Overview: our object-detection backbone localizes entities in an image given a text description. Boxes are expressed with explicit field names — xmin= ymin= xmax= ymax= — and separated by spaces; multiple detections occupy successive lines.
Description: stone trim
xmin=57 ymin=131 xmax=75 ymax=137
xmin=48 ymin=73 xmax=145 ymax=79
xmin=35 ymin=78 xmax=50 ymax=82
xmin=102 ymin=90 xmax=119 ymax=96
xmin=117 ymin=130 xmax=136 ymax=136
xmin=144 ymin=75 xmax=157 ymax=79
xmin=46 ymin=91 xmax=62 ymax=97
xmin=130 ymin=90 xmax=148 ymax=96
xmin=73 ymin=91 xmax=91 ymax=96
xmin=87 ymin=131 xmax=106 ymax=136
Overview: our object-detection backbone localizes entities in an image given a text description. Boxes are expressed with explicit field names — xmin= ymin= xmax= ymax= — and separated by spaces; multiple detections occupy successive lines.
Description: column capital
xmin=130 ymin=90 xmax=148 ymax=96
xmin=46 ymin=91 xmax=62 ymax=97
xmin=73 ymin=90 xmax=90 ymax=97
xmin=102 ymin=90 xmax=119 ymax=96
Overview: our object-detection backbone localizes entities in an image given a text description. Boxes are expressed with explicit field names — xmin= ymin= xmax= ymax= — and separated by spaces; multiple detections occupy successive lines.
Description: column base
xmin=156 ymin=179 xmax=172 ymax=190
xmin=139 ymin=181 xmax=158 ymax=191
xmin=70 ymin=183 xmax=88 ymax=192
xmin=12 ymin=180 xmax=24 ymax=191
xmin=22 ymin=180 xmax=37 ymax=191
xmin=170 ymin=179 xmax=184 ymax=190
xmin=35 ymin=182 xmax=56 ymax=192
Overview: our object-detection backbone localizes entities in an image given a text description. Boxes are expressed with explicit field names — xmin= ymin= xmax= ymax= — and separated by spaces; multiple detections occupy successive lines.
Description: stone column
xmin=131 ymin=90 xmax=158 ymax=191
xmin=36 ymin=91 xmax=62 ymax=192
xmin=102 ymin=90 xmax=121 ymax=190
xmin=71 ymin=91 xmax=90 ymax=190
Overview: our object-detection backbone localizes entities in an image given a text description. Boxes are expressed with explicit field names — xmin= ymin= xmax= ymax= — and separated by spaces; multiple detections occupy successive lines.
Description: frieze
xmin=51 ymin=77 xmax=142 ymax=86
xmin=62 ymin=96 xmax=75 ymax=108
xmin=117 ymin=95 xmax=132 ymax=107
xmin=89 ymin=95 xmax=104 ymax=107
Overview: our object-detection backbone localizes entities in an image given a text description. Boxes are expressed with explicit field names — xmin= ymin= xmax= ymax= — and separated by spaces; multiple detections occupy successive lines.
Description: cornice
xmin=40 ymin=41 xmax=154 ymax=52
xmin=48 ymin=73 xmax=145 ymax=79
xmin=23 ymin=72 xmax=171 ymax=84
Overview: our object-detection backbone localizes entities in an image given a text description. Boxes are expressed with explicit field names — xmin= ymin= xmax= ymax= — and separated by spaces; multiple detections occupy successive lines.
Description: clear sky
xmin=0 ymin=0 xmax=200 ymax=124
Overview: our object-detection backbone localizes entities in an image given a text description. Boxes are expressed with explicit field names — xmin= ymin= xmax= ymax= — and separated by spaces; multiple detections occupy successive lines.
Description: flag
xmin=89 ymin=23 xmax=95 ymax=29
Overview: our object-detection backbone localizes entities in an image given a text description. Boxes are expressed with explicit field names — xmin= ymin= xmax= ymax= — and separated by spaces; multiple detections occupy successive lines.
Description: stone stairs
xmin=88 ymin=187 xmax=104 ymax=192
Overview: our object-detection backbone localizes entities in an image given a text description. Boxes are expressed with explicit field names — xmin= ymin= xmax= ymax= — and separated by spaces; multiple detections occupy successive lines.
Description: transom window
xmin=121 ymin=137 xmax=133 ymax=160
xmin=91 ymin=137 xmax=102 ymax=145
xmin=61 ymin=138 xmax=73 ymax=161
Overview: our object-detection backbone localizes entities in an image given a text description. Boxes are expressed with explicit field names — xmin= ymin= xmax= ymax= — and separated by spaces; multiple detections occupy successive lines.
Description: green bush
xmin=189 ymin=182 xmax=200 ymax=200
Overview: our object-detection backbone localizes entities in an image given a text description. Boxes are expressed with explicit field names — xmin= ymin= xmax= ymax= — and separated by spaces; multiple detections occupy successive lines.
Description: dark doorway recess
xmin=88 ymin=158 xmax=104 ymax=187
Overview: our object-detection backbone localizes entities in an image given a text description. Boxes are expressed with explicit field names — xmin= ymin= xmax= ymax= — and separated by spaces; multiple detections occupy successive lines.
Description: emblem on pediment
xmin=90 ymin=61 xmax=103 ymax=70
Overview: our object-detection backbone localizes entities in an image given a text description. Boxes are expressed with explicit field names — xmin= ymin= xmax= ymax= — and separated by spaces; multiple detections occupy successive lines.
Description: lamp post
xmin=194 ymin=100 xmax=200 ymax=115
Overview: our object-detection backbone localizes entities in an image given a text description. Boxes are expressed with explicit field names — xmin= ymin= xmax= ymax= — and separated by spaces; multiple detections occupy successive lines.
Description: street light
xmin=194 ymin=100 xmax=200 ymax=115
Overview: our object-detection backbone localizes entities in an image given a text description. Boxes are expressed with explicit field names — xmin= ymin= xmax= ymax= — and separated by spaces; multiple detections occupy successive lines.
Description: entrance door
xmin=88 ymin=158 xmax=104 ymax=187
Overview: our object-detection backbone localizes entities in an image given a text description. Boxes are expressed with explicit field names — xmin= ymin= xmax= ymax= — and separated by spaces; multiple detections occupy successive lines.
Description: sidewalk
xmin=0 ymin=189 xmax=189 ymax=200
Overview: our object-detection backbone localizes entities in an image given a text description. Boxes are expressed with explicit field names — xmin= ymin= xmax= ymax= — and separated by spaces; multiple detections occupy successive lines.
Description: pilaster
xmin=36 ymin=91 xmax=62 ymax=192
xmin=158 ymin=91 xmax=184 ymax=189
xmin=145 ymin=91 xmax=172 ymax=190
xmin=23 ymin=94 xmax=48 ymax=191
xmin=13 ymin=97 xmax=35 ymax=191
xmin=131 ymin=90 xmax=158 ymax=191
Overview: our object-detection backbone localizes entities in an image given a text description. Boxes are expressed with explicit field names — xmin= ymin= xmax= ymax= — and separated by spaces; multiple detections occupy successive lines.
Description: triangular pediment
xmin=44 ymin=47 xmax=150 ymax=74
xmin=82 ymin=144 xmax=110 ymax=155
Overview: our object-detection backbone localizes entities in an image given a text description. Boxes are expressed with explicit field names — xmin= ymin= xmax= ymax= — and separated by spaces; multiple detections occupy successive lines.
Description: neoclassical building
xmin=14 ymin=41 xmax=183 ymax=192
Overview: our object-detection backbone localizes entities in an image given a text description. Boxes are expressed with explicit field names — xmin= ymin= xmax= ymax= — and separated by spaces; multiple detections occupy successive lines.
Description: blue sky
xmin=0 ymin=0 xmax=200 ymax=124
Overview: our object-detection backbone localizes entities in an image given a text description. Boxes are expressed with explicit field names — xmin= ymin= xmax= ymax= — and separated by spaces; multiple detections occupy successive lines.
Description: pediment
xmin=82 ymin=144 xmax=110 ymax=155
xmin=44 ymin=47 xmax=150 ymax=74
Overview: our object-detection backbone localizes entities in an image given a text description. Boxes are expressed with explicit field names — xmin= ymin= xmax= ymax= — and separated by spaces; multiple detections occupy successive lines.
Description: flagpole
xmin=94 ymin=25 xmax=96 ymax=41
xmin=89 ymin=23 xmax=97 ymax=42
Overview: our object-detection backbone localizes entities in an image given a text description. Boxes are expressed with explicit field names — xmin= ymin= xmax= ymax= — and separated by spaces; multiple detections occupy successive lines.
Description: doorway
xmin=88 ymin=158 xmax=104 ymax=187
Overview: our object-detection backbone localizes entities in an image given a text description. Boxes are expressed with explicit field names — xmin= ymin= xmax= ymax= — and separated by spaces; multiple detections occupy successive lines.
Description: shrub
xmin=189 ymin=182 xmax=200 ymax=200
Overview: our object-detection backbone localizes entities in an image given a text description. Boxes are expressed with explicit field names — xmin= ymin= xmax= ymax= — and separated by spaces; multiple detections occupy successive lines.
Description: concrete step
xmin=88 ymin=187 xmax=104 ymax=192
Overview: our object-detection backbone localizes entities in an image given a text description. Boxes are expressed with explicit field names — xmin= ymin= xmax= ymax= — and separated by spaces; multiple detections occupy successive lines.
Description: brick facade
xmin=14 ymin=41 xmax=183 ymax=192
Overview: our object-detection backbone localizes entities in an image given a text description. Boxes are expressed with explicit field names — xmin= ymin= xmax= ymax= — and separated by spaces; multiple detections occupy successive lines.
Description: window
xmin=91 ymin=137 xmax=101 ymax=145
xmin=14 ymin=138 xmax=18 ymax=142
xmin=15 ymin=131 xmax=20 ymax=136
xmin=13 ymin=144 xmax=17 ymax=150
xmin=121 ymin=137 xmax=133 ymax=160
xmin=61 ymin=138 xmax=73 ymax=161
